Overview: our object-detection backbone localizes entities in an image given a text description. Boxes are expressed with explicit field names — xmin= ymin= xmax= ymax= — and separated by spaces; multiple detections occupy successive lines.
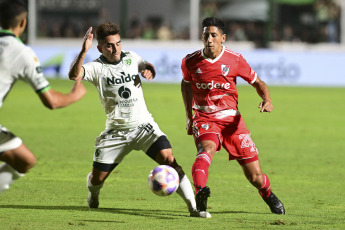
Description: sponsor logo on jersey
xmin=221 ymin=64 xmax=230 ymax=76
xmin=118 ymin=85 xmax=131 ymax=99
xmin=195 ymin=80 xmax=230 ymax=90
xmin=106 ymin=72 xmax=138 ymax=85
xmin=118 ymin=98 xmax=138 ymax=108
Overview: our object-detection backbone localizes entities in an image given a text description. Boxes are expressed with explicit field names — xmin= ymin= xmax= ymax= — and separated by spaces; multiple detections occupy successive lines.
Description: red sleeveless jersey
xmin=181 ymin=46 xmax=257 ymax=120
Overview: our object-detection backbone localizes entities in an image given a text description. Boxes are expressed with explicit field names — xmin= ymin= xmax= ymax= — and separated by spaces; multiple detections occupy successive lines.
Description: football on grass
xmin=148 ymin=165 xmax=180 ymax=196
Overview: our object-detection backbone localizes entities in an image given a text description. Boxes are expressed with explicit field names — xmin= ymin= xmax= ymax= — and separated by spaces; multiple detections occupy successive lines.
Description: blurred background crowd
xmin=14 ymin=0 xmax=344 ymax=48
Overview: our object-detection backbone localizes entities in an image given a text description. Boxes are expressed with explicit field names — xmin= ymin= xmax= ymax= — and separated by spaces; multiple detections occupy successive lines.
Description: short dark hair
xmin=202 ymin=17 xmax=225 ymax=34
xmin=0 ymin=0 xmax=27 ymax=29
xmin=96 ymin=22 xmax=121 ymax=43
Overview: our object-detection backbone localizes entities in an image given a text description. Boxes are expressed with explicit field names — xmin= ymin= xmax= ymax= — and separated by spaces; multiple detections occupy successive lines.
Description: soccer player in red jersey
xmin=181 ymin=17 xmax=285 ymax=215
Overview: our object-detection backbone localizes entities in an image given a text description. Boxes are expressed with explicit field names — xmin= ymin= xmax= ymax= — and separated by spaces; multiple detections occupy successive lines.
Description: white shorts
xmin=0 ymin=125 xmax=22 ymax=153
xmin=93 ymin=121 xmax=166 ymax=164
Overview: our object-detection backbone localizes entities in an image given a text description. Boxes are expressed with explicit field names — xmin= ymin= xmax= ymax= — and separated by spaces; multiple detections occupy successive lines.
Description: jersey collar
xmin=201 ymin=46 xmax=225 ymax=64
xmin=0 ymin=29 xmax=23 ymax=42
xmin=100 ymin=52 xmax=126 ymax=65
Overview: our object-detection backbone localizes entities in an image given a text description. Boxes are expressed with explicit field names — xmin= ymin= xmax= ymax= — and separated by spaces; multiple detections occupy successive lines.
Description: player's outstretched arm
xmin=69 ymin=27 xmax=93 ymax=81
xmin=39 ymin=79 xmax=86 ymax=110
xmin=252 ymin=76 xmax=274 ymax=113
xmin=181 ymin=80 xmax=194 ymax=135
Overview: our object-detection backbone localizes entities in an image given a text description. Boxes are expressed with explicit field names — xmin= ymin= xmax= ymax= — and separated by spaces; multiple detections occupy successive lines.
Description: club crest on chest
xmin=221 ymin=64 xmax=230 ymax=76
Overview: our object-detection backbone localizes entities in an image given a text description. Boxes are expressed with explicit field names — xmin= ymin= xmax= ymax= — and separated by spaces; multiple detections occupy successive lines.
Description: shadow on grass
xmin=0 ymin=204 xmax=267 ymax=219
xmin=0 ymin=205 xmax=186 ymax=219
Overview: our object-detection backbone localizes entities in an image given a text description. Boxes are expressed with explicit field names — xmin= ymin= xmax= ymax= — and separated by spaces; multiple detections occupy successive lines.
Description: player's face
xmin=98 ymin=34 xmax=122 ymax=62
xmin=202 ymin=26 xmax=226 ymax=59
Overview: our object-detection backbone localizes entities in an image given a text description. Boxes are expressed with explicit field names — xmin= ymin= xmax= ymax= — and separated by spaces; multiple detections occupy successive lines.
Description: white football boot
xmin=190 ymin=209 xmax=212 ymax=218
xmin=87 ymin=190 xmax=100 ymax=208
xmin=86 ymin=172 xmax=103 ymax=208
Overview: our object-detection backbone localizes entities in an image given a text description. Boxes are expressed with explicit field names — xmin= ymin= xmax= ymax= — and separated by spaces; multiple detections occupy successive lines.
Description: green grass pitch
xmin=0 ymin=79 xmax=344 ymax=229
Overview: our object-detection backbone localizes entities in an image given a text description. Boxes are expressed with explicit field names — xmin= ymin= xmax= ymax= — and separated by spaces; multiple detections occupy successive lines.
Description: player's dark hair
xmin=0 ymin=0 xmax=27 ymax=29
xmin=96 ymin=22 xmax=121 ymax=43
xmin=202 ymin=17 xmax=225 ymax=34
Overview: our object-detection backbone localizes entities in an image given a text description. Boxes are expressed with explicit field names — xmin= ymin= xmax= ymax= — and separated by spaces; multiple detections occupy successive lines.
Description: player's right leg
xmin=146 ymin=136 xmax=211 ymax=218
xmin=192 ymin=133 xmax=220 ymax=213
xmin=0 ymin=127 xmax=36 ymax=194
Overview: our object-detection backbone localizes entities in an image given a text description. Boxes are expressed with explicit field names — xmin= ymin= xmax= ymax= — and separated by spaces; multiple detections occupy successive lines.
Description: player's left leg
xmin=0 ymin=143 xmax=36 ymax=194
xmin=239 ymin=159 xmax=285 ymax=215
xmin=87 ymin=128 xmax=132 ymax=208
xmin=146 ymin=136 xmax=211 ymax=218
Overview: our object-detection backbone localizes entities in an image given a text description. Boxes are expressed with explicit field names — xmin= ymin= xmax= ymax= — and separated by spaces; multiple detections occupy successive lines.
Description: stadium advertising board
xmin=32 ymin=45 xmax=345 ymax=87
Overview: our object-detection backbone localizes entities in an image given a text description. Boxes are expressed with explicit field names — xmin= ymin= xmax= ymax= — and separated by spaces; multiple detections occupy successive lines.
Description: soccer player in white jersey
xmin=68 ymin=22 xmax=211 ymax=218
xmin=181 ymin=17 xmax=285 ymax=215
xmin=0 ymin=0 xmax=86 ymax=194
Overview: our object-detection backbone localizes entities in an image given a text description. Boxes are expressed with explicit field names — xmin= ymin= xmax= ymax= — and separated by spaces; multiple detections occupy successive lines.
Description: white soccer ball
xmin=148 ymin=165 xmax=180 ymax=196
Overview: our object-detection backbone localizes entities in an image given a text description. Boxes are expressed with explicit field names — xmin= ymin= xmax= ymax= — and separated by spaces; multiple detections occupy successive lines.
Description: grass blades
xmin=0 ymin=79 xmax=344 ymax=229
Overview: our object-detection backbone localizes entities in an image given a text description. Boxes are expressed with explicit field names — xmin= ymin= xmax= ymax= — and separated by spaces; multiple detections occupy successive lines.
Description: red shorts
xmin=192 ymin=115 xmax=258 ymax=162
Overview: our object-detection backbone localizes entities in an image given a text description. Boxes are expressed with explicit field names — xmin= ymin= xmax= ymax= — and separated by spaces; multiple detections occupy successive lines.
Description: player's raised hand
xmin=258 ymin=100 xmax=273 ymax=113
xmin=82 ymin=27 xmax=93 ymax=52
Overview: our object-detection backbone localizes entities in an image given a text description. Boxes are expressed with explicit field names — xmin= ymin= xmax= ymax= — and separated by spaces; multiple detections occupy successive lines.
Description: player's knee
xmin=197 ymin=142 xmax=217 ymax=156
xmin=164 ymin=153 xmax=175 ymax=165
xmin=247 ymin=173 xmax=263 ymax=187
xmin=21 ymin=160 xmax=36 ymax=174
xmin=159 ymin=153 xmax=186 ymax=180
xmin=16 ymin=155 xmax=36 ymax=174
xmin=156 ymin=148 xmax=174 ymax=165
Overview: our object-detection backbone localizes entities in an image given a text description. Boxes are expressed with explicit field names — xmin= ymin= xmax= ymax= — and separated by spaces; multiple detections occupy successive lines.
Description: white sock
xmin=176 ymin=175 xmax=197 ymax=212
xmin=0 ymin=163 xmax=25 ymax=194
xmin=86 ymin=172 xmax=103 ymax=194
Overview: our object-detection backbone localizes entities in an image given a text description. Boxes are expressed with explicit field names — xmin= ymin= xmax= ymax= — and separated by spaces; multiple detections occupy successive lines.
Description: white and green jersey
xmin=83 ymin=51 xmax=153 ymax=129
xmin=0 ymin=30 xmax=50 ymax=109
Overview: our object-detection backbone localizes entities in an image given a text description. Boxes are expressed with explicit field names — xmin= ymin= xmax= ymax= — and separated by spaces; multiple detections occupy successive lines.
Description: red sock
xmin=259 ymin=174 xmax=271 ymax=198
xmin=192 ymin=152 xmax=212 ymax=193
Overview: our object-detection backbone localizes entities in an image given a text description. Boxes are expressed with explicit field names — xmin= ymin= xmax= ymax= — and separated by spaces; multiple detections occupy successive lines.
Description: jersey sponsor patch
xmin=118 ymin=86 xmax=131 ymax=99
xmin=106 ymin=73 xmax=138 ymax=85
xmin=33 ymin=56 xmax=39 ymax=63
xmin=195 ymin=80 xmax=230 ymax=90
